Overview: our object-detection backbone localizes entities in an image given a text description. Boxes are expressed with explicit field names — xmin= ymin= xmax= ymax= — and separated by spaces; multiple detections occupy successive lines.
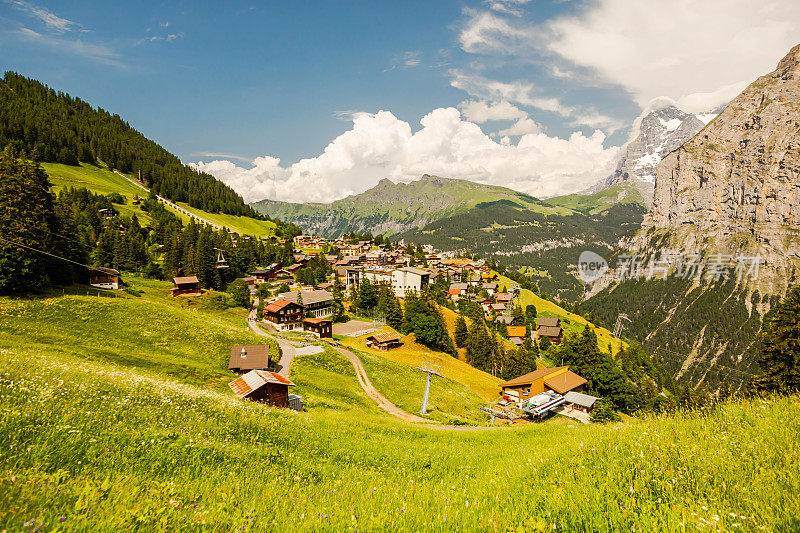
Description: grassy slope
xmin=339 ymin=327 xmax=502 ymax=402
xmin=44 ymin=162 xmax=276 ymax=237
xmin=543 ymin=184 xmax=647 ymax=215
xmin=497 ymin=274 xmax=626 ymax=356
xmin=0 ymin=280 xmax=798 ymax=530
xmin=2 ymin=347 xmax=798 ymax=531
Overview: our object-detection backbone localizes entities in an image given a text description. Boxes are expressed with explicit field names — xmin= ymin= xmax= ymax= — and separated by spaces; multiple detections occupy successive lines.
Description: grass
xmin=1 ymin=279 xmax=798 ymax=531
xmin=43 ymin=162 xmax=277 ymax=238
xmin=355 ymin=348 xmax=489 ymax=424
xmin=339 ymin=329 xmax=502 ymax=402
xmin=2 ymin=345 xmax=799 ymax=531
xmin=498 ymin=274 xmax=626 ymax=355
xmin=0 ymin=276 xmax=272 ymax=391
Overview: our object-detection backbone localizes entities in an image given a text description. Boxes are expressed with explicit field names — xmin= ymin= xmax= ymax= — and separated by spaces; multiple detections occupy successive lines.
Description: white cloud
xmin=450 ymin=71 xmax=623 ymax=131
xmin=487 ymin=0 xmax=531 ymax=17
xmin=497 ymin=116 xmax=541 ymax=136
xmin=459 ymin=9 xmax=535 ymax=54
xmin=6 ymin=0 xmax=75 ymax=33
xmin=458 ymin=99 xmax=527 ymax=123
xmin=547 ymin=0 xmax=800 ymax=111
xmin=190 ymin=108 xmax=618 ymax=204
xmin=14 ymin=27 xmax=122 ymax=67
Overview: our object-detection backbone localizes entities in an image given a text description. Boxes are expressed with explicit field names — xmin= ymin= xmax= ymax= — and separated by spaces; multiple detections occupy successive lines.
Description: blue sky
xmin=3 ymin=0 xmax=800 ymax=202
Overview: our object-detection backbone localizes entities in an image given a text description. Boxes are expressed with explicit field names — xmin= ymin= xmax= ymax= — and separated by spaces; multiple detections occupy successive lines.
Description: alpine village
xmin=1 ymin=3 xmax=800 ymax=531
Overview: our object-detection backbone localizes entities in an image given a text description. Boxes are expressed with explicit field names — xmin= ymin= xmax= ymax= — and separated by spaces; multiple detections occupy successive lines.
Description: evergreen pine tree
xmin=454 ymin=315 xmax=469 ymax=348
xmin=751 ymin=285 xmax=800 ymax=393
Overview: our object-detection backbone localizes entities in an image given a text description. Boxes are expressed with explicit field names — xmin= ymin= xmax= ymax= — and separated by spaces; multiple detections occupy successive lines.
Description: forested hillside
xmin=0 ymin=148 xmax=299 ymax=294
xmin=399 ymin=199 xmax=646 ymax=300
xmin=0 ymin=72 xmax=256 ymax=216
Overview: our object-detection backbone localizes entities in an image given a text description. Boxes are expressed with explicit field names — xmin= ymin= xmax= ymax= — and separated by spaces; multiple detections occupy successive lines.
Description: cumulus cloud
xmin=497 ymin=116 xmax=541 ymax=136
xmin=191 ymin=108 xmax=618 ymax=204
xmin=547 ymin=0 xmax=800 ymax=111
xmin=458 ymin=99 xmax=527 ymax=123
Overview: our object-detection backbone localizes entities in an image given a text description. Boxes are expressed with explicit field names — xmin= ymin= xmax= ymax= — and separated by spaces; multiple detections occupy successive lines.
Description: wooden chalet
xmin=264 ymin=298 xmax=304 ymax=331
xmin=303 ymin=317 xmax=333 ymax=338
xmin=277 ymin=289 xmax=333 ymax=318
xmin=228 ymin=370 xmax=295 ymax=408
xmin=171 ymin=276 xmax=201 ymax=296
xmin=366 ymin=331 xmax=402 ymax=351
xmin=536 ymin=317 xmax=563 ymax=345
xmin=499 ymin=366 xmax=587 ymax=403
xmin=228 ymin=345 xmax=271 ymax=373
xmin=495 ymin=293 xmax=512 ymax=304
xmin=89 ymin=267 xmax=123 ymax=290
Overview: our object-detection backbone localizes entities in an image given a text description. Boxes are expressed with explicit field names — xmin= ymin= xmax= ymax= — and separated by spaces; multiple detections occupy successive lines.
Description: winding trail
xmin=246 ymin=300 xmax=525 ymax=429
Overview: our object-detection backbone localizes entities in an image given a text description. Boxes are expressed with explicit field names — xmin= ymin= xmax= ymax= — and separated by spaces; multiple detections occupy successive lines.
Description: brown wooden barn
xmin=499 ymin=366 xmax=587 ymax=403
xmin=366 ymin=331 xmax=402 ymax=350
xmin=170 ymin=276 xmax=201 ymax=296
xmin=303 ymin=317 xmax=333 ymax=338
xmin=89 ymin=267 xmax=123 ymax=290
xmin=536 ymin=317 xmax=563 ymax=345
xmin=228 ymin=370 xmax=295 ymax=407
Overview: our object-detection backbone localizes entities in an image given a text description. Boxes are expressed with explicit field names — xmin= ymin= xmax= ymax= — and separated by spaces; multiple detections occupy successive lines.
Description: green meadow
xmin=43 ymin=162 xmax=277 ymax=237
xmin=0 ymin=278 xmax=798 ymax=531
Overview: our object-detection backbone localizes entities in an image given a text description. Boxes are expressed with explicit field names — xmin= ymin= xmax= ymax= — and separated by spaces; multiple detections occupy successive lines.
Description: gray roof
xmin=399 ymin=267 xmax=430 ymax=276
xmin=277 ymin=289 xmax=333 ymax=306
xmin=564 ymin=391 xmax=600 ymax=408
xmin=495 ymin=314 xmax=515 ymax=324
xmin=537 ymin=317 xmax=560 ymax=327
xmin=450 ymin=283 xmax=468 ymax=291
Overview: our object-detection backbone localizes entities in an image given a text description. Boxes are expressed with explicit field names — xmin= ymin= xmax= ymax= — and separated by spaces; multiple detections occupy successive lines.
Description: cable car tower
xmin=613 ymin=313 xmax=631 ymax=338
xmin=214 ymin=248 xmax=229 ymax=269
xmin=415 ymin=362 xmax=443 ymax=415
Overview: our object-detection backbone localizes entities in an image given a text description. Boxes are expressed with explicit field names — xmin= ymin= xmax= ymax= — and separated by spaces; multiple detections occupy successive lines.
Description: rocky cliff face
xmin=637 ymin=44 xmax=800 ymax=284
xmin=585 ymin=45 xmax=800 ymax=390
xmin=593 ymin=102 xmax=716 ymax=203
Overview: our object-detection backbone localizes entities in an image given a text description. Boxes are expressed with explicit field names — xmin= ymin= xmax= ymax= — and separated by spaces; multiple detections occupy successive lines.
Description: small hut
xmin=228 ymin=370 xmax=295 ymax=408
xmin=171 ymin=276 xmax=201 ymax=297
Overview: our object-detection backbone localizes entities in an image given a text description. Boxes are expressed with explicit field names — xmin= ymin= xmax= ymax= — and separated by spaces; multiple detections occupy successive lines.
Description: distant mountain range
xmin=251 ymin=174 xmax=570 ymax=237
xmin=252 ymin=175 xmax=647 ymax=300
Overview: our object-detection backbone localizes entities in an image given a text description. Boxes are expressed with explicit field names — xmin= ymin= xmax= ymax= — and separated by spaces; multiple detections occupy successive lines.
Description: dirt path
xmin=246 ymin=304 xmax=522 ymax=429
xmin=332 ymin=346 xmax=430 ymax=423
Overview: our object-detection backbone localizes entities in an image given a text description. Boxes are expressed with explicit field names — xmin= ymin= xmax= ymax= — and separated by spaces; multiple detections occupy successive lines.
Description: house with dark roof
xmin=303 ymin=317 xmax=333 ymax=338
xmin=499 ymin=366 xmax=587 ymax=403
xmin=563 ymin=391 xmax=600 ymax=413
xmin=229 ymin=369 xmax=295 ymax=408
xmin=264 ymin=298 xmax=304 ymax=331
xmin=536 ymin=317 xmax=563 ymax=345
xmin=89 ymin=267 xmax=123 ymax=290
xmin=228 ymin=345 xmax=271 ymax=373
xmin=171 ymin=276 xmax=201 ymax=296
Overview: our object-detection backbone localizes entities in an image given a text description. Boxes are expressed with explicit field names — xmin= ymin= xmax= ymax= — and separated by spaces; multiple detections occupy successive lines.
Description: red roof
xmin=229 ymin=370 xmax=295 ymax=398
xmin=264 ymin=298 xmax=298 ymax=313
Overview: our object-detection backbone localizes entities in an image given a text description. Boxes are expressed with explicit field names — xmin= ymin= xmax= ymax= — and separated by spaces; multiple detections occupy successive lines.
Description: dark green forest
xmin=398 ymin=200 xmax=646 ymax=301
xmin=0 ymin=72 xmax=258 ymax=217
xmin=583 ymin=276 xmax=775 ymax=390
xmin=0 ymin=148 xmax=299 ymax=295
